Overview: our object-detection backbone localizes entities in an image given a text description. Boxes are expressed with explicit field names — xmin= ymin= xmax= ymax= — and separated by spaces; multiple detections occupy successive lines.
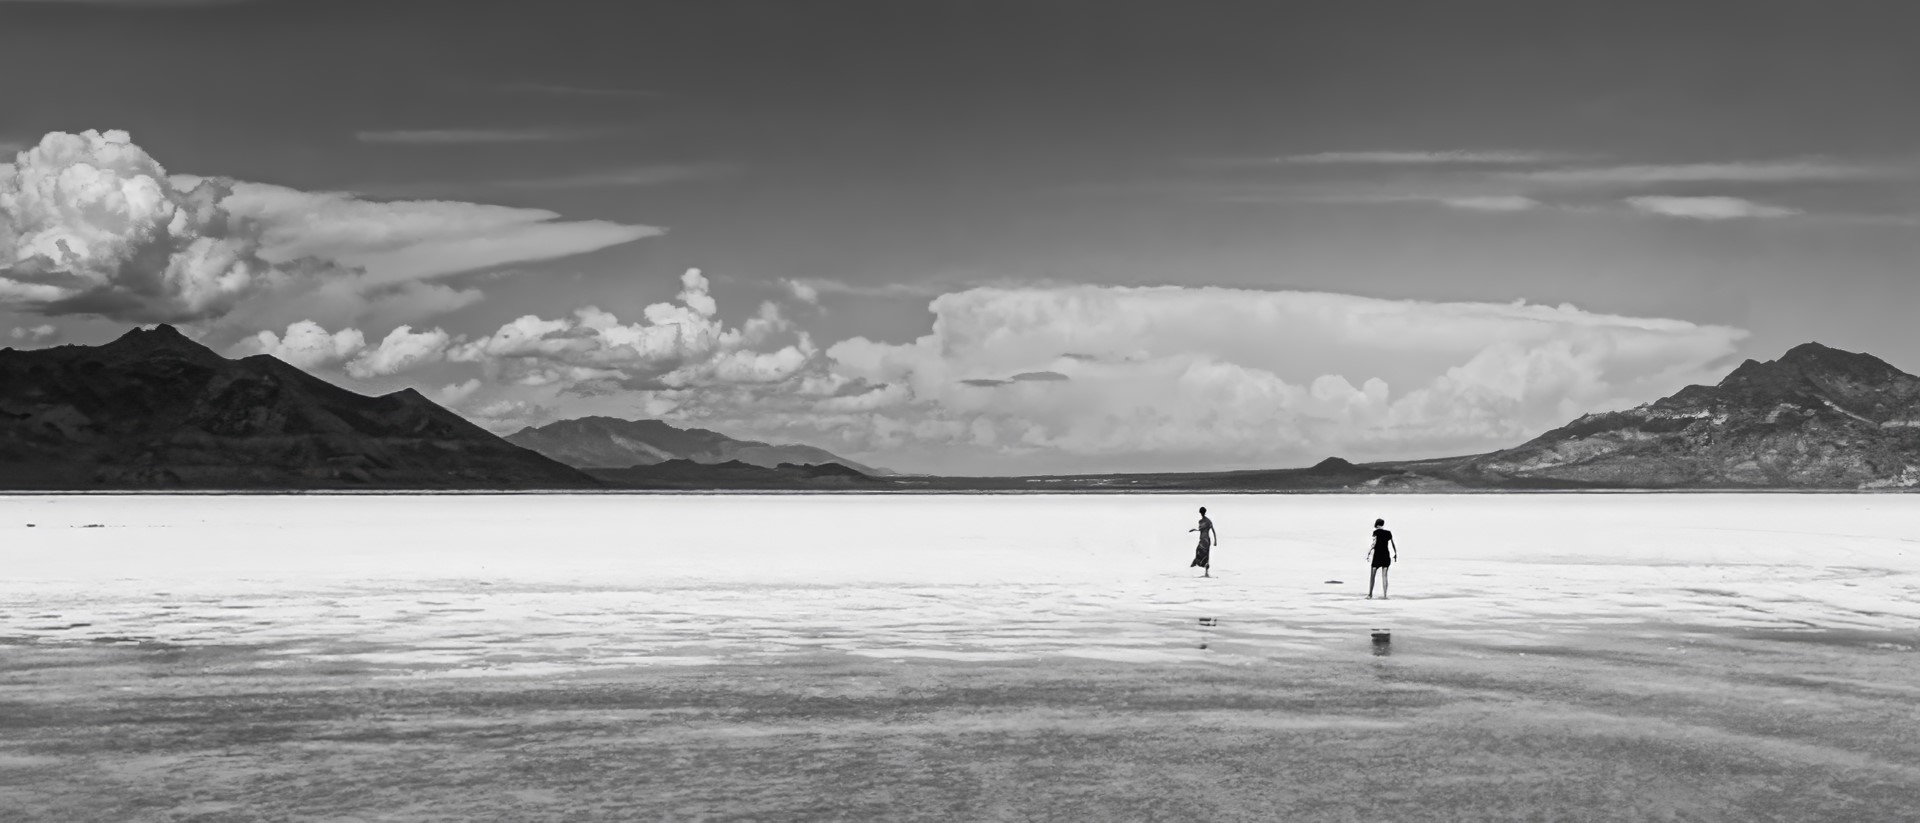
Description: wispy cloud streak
xmin=1625 ymin=196 xmax=1801 ymax=220
xmin=355 ymin=128 xmax=618 ymax=146
xmin=1518 ymin=159 xmax=1888 ymax=186
xmin=490 ymin=163 xmax=739 ymax=190
xmin=1189 ymin=150 xmax=1578 ymax=168
xmin=1280 ymin=150 xmax=1573 ymax=165
xmin=780 ymin=278 xmax=951 ymax=300
xmin=1436 ymin=195 xmax=1542 ymax=212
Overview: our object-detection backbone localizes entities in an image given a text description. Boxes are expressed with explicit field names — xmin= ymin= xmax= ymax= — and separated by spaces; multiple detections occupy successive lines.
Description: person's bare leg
xmin=1380 ymin=568 xmax=1389 ymax=600
xmin=1367 ymin=568 xmax=1376 ymax=599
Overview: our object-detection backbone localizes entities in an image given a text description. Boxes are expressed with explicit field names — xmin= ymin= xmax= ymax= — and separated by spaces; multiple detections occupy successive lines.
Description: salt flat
xmin=2 ymin=494 xmax=1917 ymax=821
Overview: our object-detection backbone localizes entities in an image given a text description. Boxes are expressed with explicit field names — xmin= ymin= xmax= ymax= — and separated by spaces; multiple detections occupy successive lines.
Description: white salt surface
xmin=1 ymin=494 xmax=1915 ymax=674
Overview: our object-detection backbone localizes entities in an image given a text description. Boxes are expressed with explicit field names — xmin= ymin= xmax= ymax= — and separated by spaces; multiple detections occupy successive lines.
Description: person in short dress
xmin=1367 ymin=518 xmax=1398 ymax=599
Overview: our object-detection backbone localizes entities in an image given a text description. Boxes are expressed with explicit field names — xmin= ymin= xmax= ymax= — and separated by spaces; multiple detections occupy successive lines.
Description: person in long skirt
xmin=1189 ymin=507 xmax=1218 ymax=577
xmin=1367 ymin=518 xmax=1397 ymax=599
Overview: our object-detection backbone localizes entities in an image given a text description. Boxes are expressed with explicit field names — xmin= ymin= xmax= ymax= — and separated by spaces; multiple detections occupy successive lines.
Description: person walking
xmin=1367 ymin=518 xmax=1398 ymax=599
xmin=1189 ymin=507 xmax=1218 ymax=577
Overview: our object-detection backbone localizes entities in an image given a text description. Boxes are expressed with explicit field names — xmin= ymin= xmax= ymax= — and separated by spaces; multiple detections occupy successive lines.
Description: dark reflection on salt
xmin=1371 ymin=630 xmax=1391 ymax=656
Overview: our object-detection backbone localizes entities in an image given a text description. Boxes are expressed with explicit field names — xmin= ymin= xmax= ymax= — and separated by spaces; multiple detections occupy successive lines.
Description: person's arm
xmin=1391 ymin=536 xmax=1399 ymax=561
xmin=1210 ymin=524 xmax=1219 ymax=544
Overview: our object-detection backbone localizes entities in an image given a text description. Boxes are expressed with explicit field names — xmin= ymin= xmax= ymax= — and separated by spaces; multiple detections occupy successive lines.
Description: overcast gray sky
xmin=2 ymin=0 xmax=1916 ymax=473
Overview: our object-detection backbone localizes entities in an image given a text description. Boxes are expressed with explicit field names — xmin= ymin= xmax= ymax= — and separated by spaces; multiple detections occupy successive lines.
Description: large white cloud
xmin=0 ymin=130 xmax=280 ymax=322
xmin=231 ymin=320 xmax=366 ymax=370
xmin=640 ymin=285 xmax=1748 ymax=474
xmin=1 ymin=130 xmax=660 ymax=328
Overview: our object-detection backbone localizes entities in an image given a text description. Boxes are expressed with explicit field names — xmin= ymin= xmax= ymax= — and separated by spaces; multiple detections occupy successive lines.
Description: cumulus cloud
xmin=661 ymin=285 xmax=1748 ymax=473
xmin=433 ymin=378 xmax=483 ymax=408
xmin=230 ymin=320 xmax=366 ymax=370
xmin=448 ymin=268 xmax=814 ymax=392
xmin=345 ymin=325 xmax=452 ymax=379
xmin=0 ymin=130 xmax=281 ymax=322
xmin=1624 ymin=196 xmax=1800 ymax=221
xmin=230 ymin=319 xmax=452 ymax=379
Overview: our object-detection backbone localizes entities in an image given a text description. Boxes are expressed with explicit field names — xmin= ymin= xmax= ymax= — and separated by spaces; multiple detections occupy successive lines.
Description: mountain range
xmin=2 ymin=329 xmax=1915 ymax=491
xmin=505 ymin=416 xmax=886 ymax=475
xmin=0 ymin=326 xmax=594 ymax=489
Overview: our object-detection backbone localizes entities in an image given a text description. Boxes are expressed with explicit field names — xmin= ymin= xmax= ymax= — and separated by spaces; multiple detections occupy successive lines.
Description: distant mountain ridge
xmin=5 ymin=332 xmax=1909 ymax=492
xmin=585 ymin=459 xmax=885 ymax=490
xmin=0 ymin=325 xmax=595 ymax=489
xmin=1411 ymin=342 xmax=1920 ymax=489
xmin=507 ymin=415 xmax=886 ymax=474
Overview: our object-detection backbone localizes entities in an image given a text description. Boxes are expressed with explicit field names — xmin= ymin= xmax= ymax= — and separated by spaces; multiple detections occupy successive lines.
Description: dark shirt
xmin=1372 ymin=528 xmax=1393 ymax=551
xmin=1197 ymin=516 xmax=1214 ymax=545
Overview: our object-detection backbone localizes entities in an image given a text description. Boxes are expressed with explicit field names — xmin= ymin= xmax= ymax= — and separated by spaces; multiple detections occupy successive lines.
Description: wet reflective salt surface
xmin=3 ymin=494 xmax=1917 ymax=821
xmin=2 ymin=493 xmax=1916 ymax=673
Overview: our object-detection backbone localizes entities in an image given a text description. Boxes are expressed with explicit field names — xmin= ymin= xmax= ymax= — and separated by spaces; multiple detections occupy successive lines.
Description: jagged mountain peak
xmin=93 ymin=323 xmax=224 ymax=364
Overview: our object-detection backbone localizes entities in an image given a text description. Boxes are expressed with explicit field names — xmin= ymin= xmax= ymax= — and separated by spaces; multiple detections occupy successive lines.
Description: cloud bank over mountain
xmin=0 ymin=130 xmax=1757 ymax=473
xmin=597 ymin=284 xmax=1748 ymax=474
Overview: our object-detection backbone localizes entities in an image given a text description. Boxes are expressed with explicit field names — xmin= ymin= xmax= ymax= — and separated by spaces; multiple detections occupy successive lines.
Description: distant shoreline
xmin=0 ymin=487 xmax=1910 ymax=496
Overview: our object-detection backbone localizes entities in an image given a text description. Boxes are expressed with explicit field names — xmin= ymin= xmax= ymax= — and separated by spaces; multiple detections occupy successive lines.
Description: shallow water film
xmin=3 ymin=494 xmax=1916 ymax=821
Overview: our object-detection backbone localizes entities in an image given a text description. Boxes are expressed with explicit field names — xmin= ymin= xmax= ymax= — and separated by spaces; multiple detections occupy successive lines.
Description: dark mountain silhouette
xmin=507 ymin=415 xmax=886 ymax=474
xmin=586 ymin=459 xmax=884 ymax=490
xmin=0 ymin=325 xmax=596 ymax=489
xmin=1397 ymin=342 xmax=1920 ymax=489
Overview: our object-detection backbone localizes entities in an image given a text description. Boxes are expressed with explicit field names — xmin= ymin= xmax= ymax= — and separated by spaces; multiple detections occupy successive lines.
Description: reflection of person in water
xmin=1189 ymin=507 xmax=1217 ymax=577
xmin=1367 ymin=518 xmax=1397 ymax=599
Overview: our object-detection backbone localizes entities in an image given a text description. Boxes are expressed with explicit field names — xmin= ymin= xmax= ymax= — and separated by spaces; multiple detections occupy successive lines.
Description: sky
xmin=1 ymin=0 xmax=1916 ymax=475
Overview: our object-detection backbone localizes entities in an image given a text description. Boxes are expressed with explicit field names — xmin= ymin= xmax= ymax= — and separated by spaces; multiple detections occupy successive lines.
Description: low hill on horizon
xmin=0 ymin=326 xmax=596 ymax=490
xmin=585 ymin=459 xmax=885 ymax=490
xmin=507 ymin=415 xmax=887 ymax=475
